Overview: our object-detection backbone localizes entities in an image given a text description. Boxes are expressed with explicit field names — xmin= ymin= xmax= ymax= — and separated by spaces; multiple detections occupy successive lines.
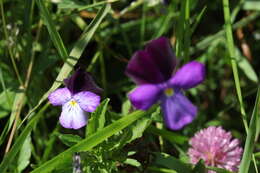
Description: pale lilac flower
xmin=188 ymin=126 xmax=243 ymax=173
xmin=48 ymin=68 xmax=102 ymax=129
xmin=125 ymin=37 xmax=205 ymax=130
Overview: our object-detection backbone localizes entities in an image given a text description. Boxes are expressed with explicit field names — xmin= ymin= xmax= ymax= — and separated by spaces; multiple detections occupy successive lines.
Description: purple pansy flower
xmin=126 ymin=37 xmax=205 ymax=130
xmin=48 ymin=68 xmax=102 ymax=129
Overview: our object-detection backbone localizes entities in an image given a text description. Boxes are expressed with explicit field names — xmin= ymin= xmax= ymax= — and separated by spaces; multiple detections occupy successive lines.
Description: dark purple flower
xmin=48 ymin=69 xmax=101 ymax=129
xmin=126 ymin=37 xmax=205 ymax=130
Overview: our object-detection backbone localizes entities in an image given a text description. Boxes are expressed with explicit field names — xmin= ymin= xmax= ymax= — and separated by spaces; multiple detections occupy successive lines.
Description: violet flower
xmin=188 ymin=126 xmax=243 ymax=173
xmin=48 ymin=69 xmax=102 ymax=129
xmin=126 ymin=37 xmax=205 ymax=130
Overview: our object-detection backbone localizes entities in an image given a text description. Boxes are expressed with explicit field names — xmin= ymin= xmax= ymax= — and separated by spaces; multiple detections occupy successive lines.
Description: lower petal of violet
xmin=59 ymin=100 xmax=88 ymax=129
xmin=161 ymin=92 xmax=197 ymax=130
xmin=128 ymin=84 xmax=162 ymax=110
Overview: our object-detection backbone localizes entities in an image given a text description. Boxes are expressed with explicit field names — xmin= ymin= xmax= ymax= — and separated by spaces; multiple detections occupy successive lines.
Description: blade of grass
xmin=222 ymin=0 xmax=248 ymax=132
xmin=36 ymin=0 xmax=68 ymax=60
xmin=239 ymin=87 xmax=260 ymax=173
xmin=0 ymin=103 xmax=49 ymax=172
xmin=190 ymin=6 xmax=207 ymax=35
xmin=31 ymin=109 xmax=154 ymax=173
xmin=183 ymin=0 xmax=191 ymax=62
xmin=78 ymin=0 xmax=118 ymax=11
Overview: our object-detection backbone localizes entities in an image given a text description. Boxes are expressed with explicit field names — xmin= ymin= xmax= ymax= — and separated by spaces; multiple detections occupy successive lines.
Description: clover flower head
xmin=48 ymin=68 xmax=102 ymax=129
xmin=125 ymin=37 xmax=205 ymax=130
xmin=188 ymin=126 xmax=243 ymax=173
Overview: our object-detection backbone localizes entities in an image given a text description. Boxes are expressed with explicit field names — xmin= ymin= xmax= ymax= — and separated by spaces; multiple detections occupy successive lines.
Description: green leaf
xmin=146 ymin=125 xmax=188 ymax=145
xmin=0 ymin=104 xmax=48 ymax=173
xmin=124 ymin=158 xmax=141 ymax=167
xmin=118 ymin=116 xmax=151 ymax=148
xmin=239 ymin=87 xmax=260 ymax=173
xmin=8 ymin=92 xmax=26 ymax=131
xmin=193 ymin=160 xmax=206 ymax=173
xmin=235 ymin=47 xmax=258 ymax=83
xmin=57 ymin=134 xmax=82 ymax=147
xmin=17 ymin=133 xmax=32 ymax=172
xmin=121 ymin=99 xmax=131 ymax=115
xmin=0 ymin=90 xmax=15 ymax=118
xmin=243 ymin=1 xmax=260 ymax=11
xmin=31 ymin=109 xmax=153 ymax=173
xmin=56 ymin=0 xmax=84 ymax=9
xmin=153 ymin=152 xmax=192 ymax=173
xmin=87 ymin=98 xmax=110 ymax=136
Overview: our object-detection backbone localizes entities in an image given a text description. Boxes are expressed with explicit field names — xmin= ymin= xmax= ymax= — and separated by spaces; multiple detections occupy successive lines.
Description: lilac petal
xmin=126 ymin=37 xmax=176 ymax=84
xmin=73 ymin=91 xmax=100 ymax=112
xmin=161 ymin=92 xmax=197 ymax=130
xmin=59 ymin=100 xmax=88 ymax=129
xmin=169 ymin=61 xmax=205 ymax=89
xmin=48 ymin=88 xmax=71 ymax=106
xmin=64 ymin=68 xmax=103 ymax=95
xmin=128 ymin=84 xmax=162 ymax=110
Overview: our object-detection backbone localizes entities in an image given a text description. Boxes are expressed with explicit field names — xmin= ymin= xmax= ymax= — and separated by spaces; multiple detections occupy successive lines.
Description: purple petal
xmin=64 ymin=68 xmax=103 ymax=95
xmin=128 ymin=84 xmax=162 ymax=110
xmin=73 ymin=91 xmax=100 ymax=112
xmin=169 ymin=61 xmax=205 ymax=89
xmin=126 ymin=51 xmax=166 ymax=84
xmin=48 ymin=88 xmax=71 ymax=106
xmin=59 ymin=100 xmax=88 ymax=129
xmin=161 ymin=92 xmax=197 ymax=130
xmin=146 ymin=37 xmax=177 ymax=80
xmin=126 ymin=37 xmax=176 ymax=84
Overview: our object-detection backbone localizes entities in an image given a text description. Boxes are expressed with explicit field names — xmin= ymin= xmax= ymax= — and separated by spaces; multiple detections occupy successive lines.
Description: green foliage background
xmin=0 ymin=0 xmax=259 ymax=172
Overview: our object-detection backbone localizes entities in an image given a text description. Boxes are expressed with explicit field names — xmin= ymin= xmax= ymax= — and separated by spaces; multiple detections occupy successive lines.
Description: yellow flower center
xmin=164 ymin=88 xmax=174 ymax=97
xmin=69 ymin=100 xmax=78 ymax=106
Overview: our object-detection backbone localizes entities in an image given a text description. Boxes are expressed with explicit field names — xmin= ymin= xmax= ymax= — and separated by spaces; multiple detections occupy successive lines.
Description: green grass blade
xmin=222 ymin=0 xmax=248 ymax=132
xmin=36 ymin=0 xmax=69 ymax=60
xmin=239 ymin=87 xmax=260 ymax=173
xmin=31 ymin=109 xmax=152 ymax=173
xmin=0 ymin=104 xmax=49 ymax=173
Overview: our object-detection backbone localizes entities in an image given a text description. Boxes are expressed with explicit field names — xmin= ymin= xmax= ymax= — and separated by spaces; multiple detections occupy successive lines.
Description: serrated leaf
xmin=30 ymin=108 xmax=153 ymax=173
xmin=87 ymin=98 xmax=110 ymax=136
xmin=121 ymin=99 xmax=131 ymax=115
xmin=118 ymin=117 xmax=151 ymax=148
xmin=57 ymin=133 xmax=82 ymax=147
